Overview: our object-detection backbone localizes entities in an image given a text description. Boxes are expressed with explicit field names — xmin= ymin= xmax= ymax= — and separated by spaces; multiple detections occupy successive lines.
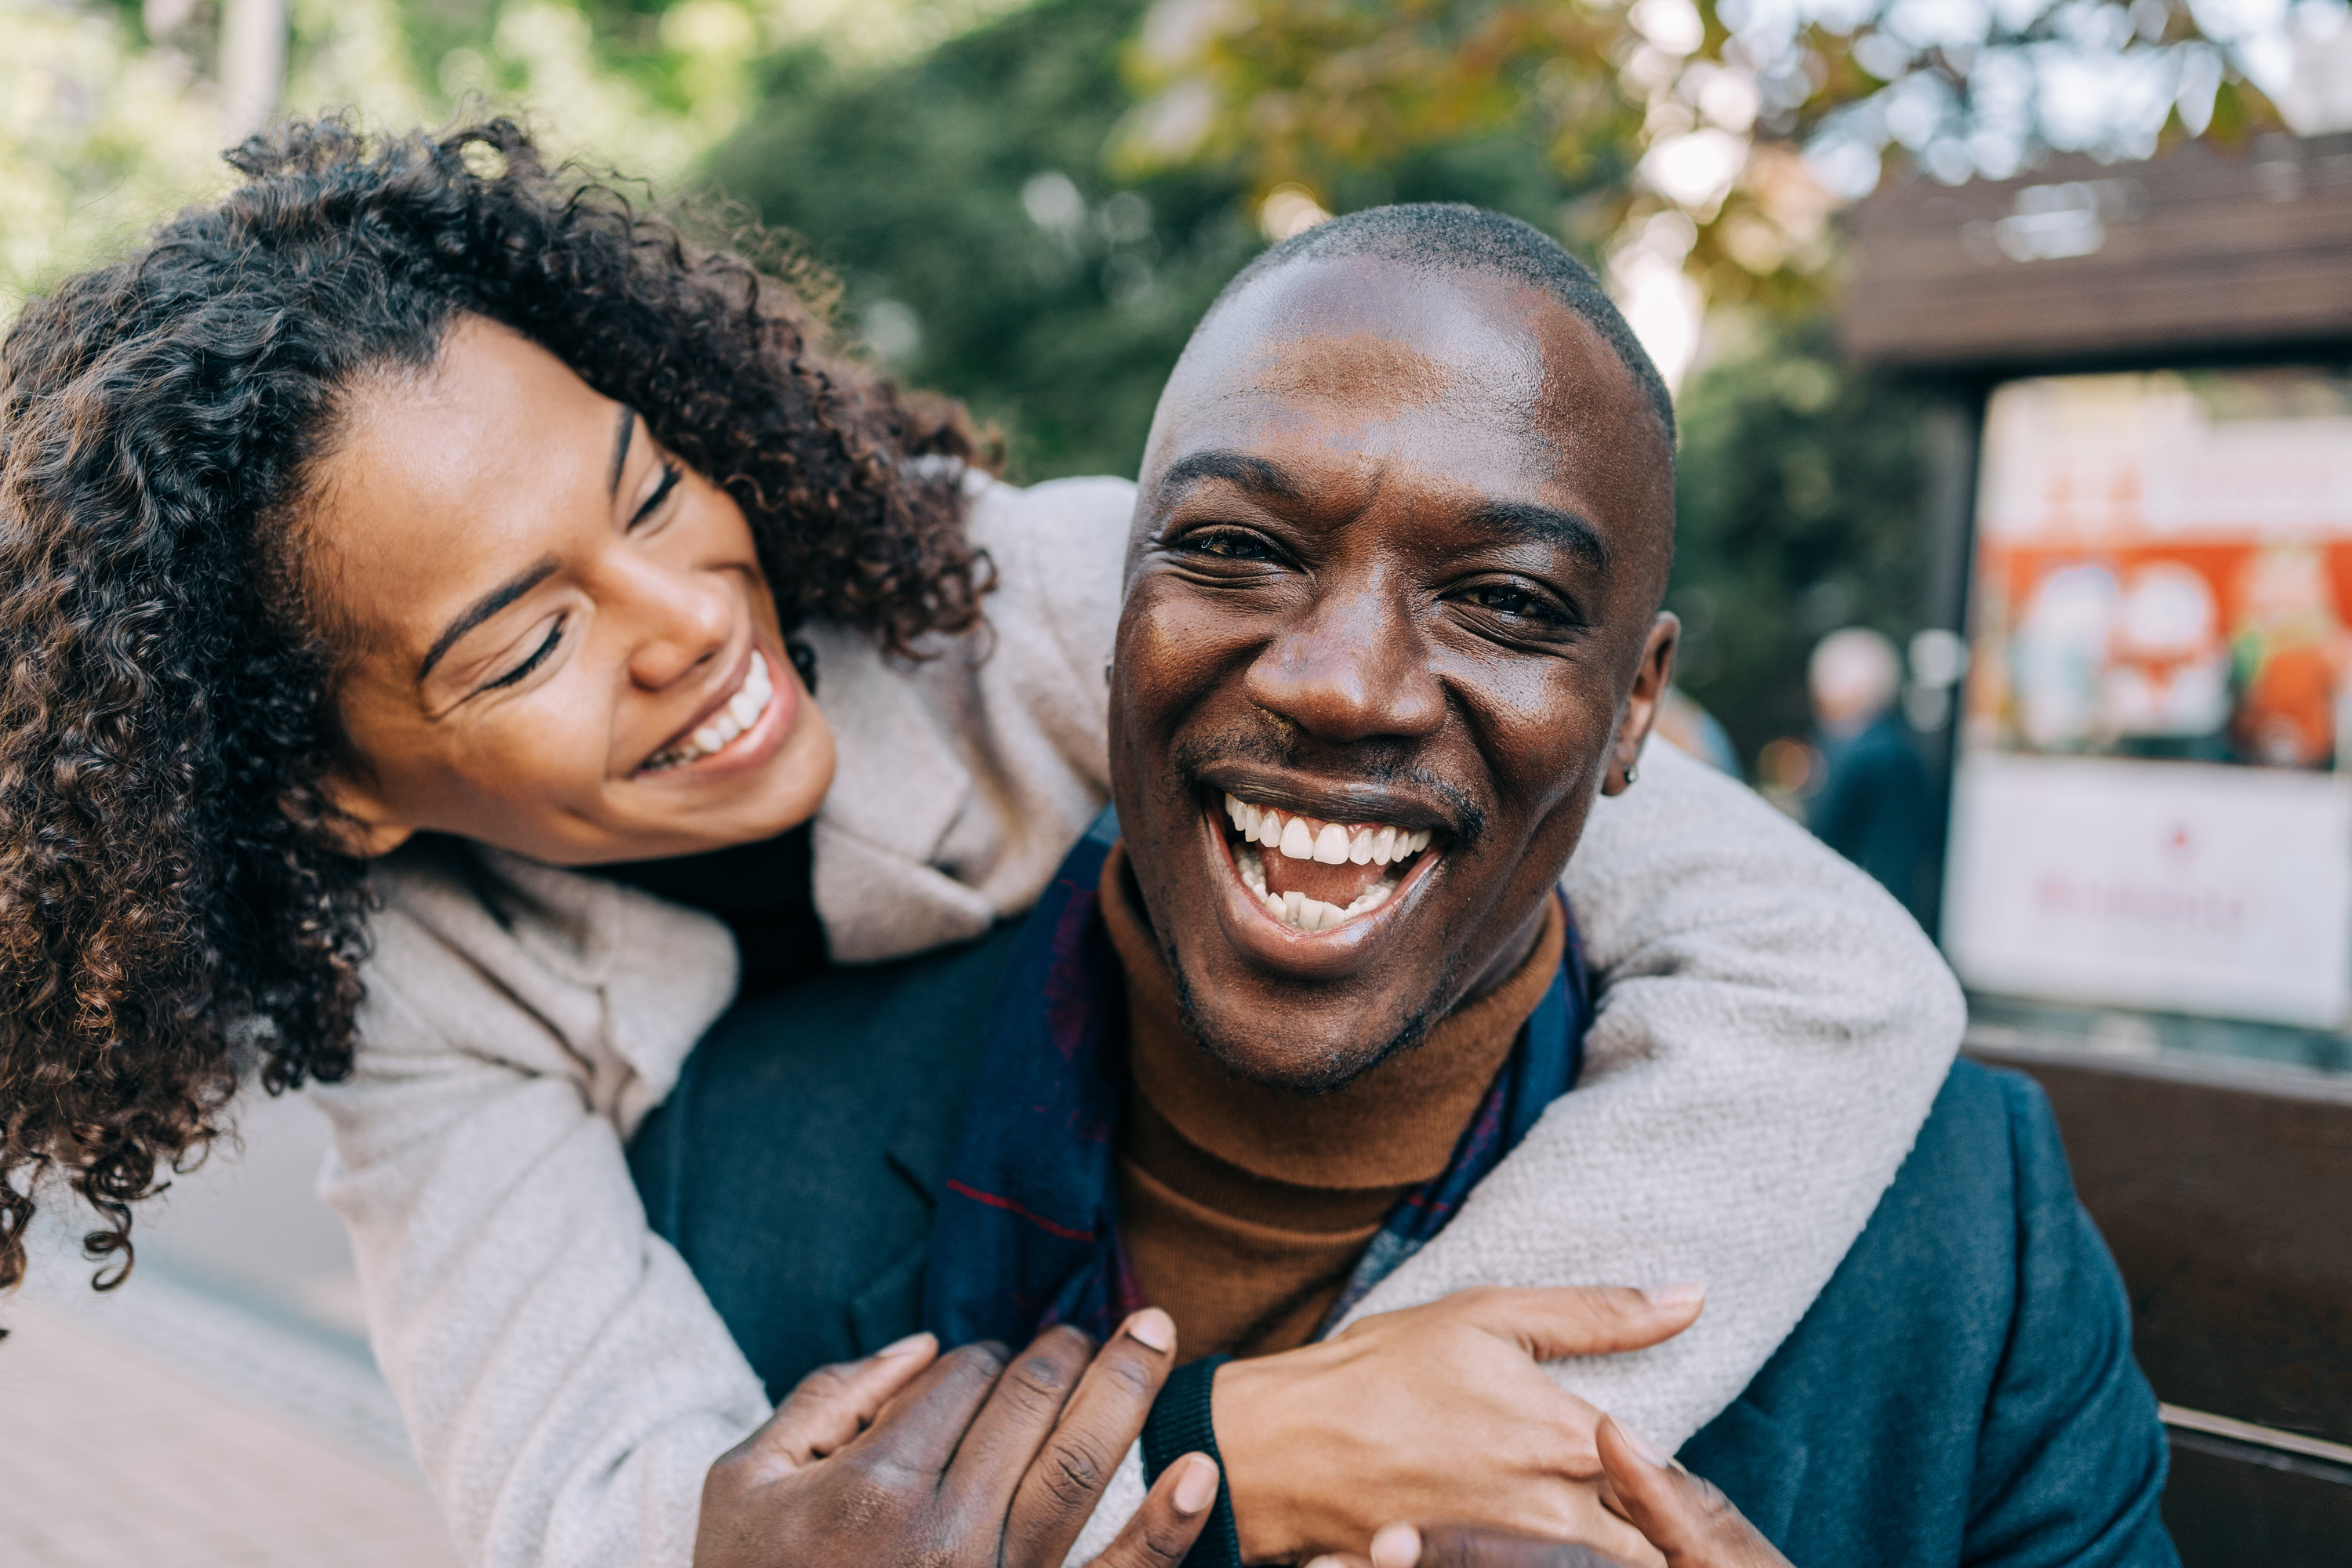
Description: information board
xmin=1944 ymin=369 xmax=2352 ymax=1026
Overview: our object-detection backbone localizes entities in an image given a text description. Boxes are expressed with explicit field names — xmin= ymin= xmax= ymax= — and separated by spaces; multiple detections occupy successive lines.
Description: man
xmin=1805 ymin=626 xmax=1933 ymax=920
xmin=632 ymin=206 xmax=2173 ymax=1566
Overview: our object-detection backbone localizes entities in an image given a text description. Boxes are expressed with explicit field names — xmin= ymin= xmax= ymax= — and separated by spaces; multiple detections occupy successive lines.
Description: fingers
xmin=938 ymin=1322 xmax=1102 ymax=1519
xmin=1384 ymin=1523 xmax=1631 ymax=1568
xmin=1595 ymin=1418 xmax=1792 ymax=1568
xmin=1003 ymin=1309 xmax=1184 ymax=1566
xmin=1081 ymin=1452 xmax=1220 ymax=1568
xmin=1448 ymin=1285 xmax=1707 ymax=1361
xmin=753 ymin=1333 xmax=940 ymax=1468
xmin=853 ymin=1336 xmax=1016 ymax=1475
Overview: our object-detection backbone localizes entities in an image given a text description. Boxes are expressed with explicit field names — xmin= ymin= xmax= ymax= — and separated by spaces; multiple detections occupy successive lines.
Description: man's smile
xmin=1214 ymin=790 xmax=1439 ymax=932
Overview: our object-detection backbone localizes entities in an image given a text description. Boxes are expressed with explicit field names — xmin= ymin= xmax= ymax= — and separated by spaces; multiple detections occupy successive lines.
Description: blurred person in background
xmin=1650 ymin=685 xmax=1740 ymax=775
xmin=1807 ymin=627 xmax=1933 ymax=923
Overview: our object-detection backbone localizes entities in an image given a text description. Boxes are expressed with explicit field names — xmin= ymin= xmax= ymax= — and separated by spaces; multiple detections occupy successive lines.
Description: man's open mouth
xmin=1214 ymin=791 xmax=1439 ymax=933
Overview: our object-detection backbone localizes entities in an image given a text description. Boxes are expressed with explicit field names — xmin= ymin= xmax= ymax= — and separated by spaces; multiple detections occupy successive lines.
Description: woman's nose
xmin=1243 ymin=579 xmax=1445 ymax=742
xmin=621 ymin=562 xmax=733 ymax=691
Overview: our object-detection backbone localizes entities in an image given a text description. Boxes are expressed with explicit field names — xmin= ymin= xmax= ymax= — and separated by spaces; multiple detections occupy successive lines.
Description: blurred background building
xmin=3 ymin=0 xmax=2349 ymax=1563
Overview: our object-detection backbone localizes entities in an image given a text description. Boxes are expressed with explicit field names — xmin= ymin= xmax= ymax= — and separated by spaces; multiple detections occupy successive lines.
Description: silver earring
xmin=1103 ymin=658 xmax=1114 ymax=686
xmin=1623 ymin=763 xmax=1639 ymax=785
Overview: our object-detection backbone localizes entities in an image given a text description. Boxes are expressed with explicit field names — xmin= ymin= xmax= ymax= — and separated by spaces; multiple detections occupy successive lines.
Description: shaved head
xmin=1205 ymin=202 xmax=1675 ymax=450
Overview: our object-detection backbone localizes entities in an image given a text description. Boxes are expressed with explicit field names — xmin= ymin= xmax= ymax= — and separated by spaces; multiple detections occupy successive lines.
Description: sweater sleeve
xmin=308 ymin=889 xmax=770 ymax=1568
xmin=1331 ymin=735 xmax=1966 ymax=1450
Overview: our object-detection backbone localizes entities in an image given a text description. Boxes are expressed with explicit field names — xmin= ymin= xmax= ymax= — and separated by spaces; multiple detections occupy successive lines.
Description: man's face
xmin=1111 ymin=256 xmax=1678 ymax=1091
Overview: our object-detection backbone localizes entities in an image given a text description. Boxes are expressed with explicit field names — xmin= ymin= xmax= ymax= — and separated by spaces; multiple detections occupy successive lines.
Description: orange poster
xmin=1946 ymin=370 xmax=2352 ymax=1028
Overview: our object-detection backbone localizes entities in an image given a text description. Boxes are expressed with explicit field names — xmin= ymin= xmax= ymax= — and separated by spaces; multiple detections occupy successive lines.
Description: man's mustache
xmin=1167 ymin=724 xmax=1489 ymax=852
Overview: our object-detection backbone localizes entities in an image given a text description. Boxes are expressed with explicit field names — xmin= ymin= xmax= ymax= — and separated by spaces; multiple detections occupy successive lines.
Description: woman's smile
xmin=637 ymin=643 xmax=795 ymax=778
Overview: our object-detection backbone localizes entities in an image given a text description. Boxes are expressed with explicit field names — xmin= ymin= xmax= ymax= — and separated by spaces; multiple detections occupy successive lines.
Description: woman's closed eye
xmin=478 ymin=616 xmax=566 ymax=695
xmin=630 ymin=461 xmax=684 ymax=530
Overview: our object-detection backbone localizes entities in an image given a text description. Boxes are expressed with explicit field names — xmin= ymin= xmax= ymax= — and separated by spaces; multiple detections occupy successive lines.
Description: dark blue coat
xmin=630 ymin=924 xmax=2176 ymax=1566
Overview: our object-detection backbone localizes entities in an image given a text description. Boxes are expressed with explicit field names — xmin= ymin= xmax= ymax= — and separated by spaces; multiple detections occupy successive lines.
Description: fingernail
xmin=1126 ymin=1308 xmax=1176 ymax=1353
xmin=1173 ymin=1454 xmax=1218 ymax=1515
xmin=875 ymin=1331 xmax=934 ymax=1359
xmin=1645 ymin=1283 xmax=1705 ymax=1310
xmin=1618 ymin=1422 xmax=1674 ymax=1468
xmin=1370 ymin=1522 xmax=1422 ymax=1568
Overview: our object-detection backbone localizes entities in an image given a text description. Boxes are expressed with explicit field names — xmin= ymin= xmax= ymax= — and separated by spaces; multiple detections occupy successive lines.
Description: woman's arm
xmin=308 ymin=846 xmax=764 ymax=1568
xmin=1336 ymin=734 xmax=1965 ymax=1448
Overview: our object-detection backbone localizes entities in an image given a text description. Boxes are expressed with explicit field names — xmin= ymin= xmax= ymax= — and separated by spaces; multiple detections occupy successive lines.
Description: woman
xmin=0 ymin=120 xmax=1960 ymax=1566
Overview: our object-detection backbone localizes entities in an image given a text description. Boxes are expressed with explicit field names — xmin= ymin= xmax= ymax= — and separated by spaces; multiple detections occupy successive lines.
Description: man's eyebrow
xmin=1465 ymin=499 xmax=1610 ymax=573
xmin=417 ymin=555 xmax=561 ymax=682
xmin=608 ymin=405 xmax=635 ymax=497
xmin=1156 ymin=449 xmax=1302 ymax=504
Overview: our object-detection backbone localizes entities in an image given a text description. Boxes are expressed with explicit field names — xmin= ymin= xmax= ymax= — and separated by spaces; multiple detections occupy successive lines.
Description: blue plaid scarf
xmin=922 ymin=808 xmax=1590 ymax=1348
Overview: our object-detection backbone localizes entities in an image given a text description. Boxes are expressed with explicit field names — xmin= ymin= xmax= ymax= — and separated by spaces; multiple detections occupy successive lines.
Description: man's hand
xmin=1304 ymin=1415 xmax=1794 ymax=1568
xmin=695 ymin=1309 xmax=1221 ymax=1568
xmin=1210 ymin=1284 xmax=1707 ymax=1566
xmin=1588 ymin=1416 xmax=1791 ymax=1567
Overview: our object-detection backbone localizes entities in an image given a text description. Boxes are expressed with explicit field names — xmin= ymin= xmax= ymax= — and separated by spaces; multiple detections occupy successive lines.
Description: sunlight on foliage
xmin=0 ymin=0 xmax=1028 ymax=326
xmin=1112 ymin=0 xmax=2310 ymax=336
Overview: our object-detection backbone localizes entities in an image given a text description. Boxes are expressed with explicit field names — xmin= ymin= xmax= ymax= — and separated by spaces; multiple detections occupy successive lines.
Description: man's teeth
xmin=1222 ymin=793 xmax=1432 ymax=866
xmin=1221 ymin=793 xmax=1436 ymax=934
xmin=1231 ymin=841 xmax=1400 ymax=931
xmin=647 ymin=652 xmax=775 ymax=771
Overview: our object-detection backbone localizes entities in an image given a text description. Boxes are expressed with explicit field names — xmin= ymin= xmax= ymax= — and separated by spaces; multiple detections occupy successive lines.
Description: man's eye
xmin=1462 ymin=583 xmax=1557 ymax=620
xmin=1181 ymin=530 xmax=1277 ymax=563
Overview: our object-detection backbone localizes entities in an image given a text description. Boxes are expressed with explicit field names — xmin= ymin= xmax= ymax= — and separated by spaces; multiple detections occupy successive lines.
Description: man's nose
xmin=1243 ymin=577 xmax=1445 ymax=742
xmin=618 ymin=560 xmax=733 ymax=690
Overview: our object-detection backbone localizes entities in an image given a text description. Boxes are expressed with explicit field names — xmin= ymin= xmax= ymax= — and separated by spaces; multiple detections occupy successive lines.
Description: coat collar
xmin=797 ymin=621 xmax=1000 ymax=963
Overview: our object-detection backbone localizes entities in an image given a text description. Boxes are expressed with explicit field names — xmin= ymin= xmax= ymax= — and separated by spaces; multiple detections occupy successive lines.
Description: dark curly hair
xmin=0 ymin=117 xmax=996 ymax=1307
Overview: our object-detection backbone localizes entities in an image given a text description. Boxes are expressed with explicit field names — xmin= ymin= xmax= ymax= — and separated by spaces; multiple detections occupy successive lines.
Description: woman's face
xmin=313 ymin=314 xmax=836 ymax=865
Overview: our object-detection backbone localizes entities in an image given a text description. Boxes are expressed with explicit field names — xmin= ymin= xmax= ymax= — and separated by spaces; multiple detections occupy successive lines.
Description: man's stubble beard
xmin=1161 ymin=938 xmax=1459 ymax=1098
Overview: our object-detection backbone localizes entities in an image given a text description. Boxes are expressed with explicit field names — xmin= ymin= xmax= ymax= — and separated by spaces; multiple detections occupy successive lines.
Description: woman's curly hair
xmin=0 ymin=117 xmax=996 ymax=1304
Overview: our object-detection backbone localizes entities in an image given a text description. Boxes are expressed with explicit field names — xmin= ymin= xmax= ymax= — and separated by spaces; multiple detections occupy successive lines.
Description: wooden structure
xmin=1842 ymin=135 xmax=2352 ymax=1564
xmin=1844 ymin=131 xmax=2352 ymax=373
xmin=1968 ymin=1036 xmax=2352 ymax=1558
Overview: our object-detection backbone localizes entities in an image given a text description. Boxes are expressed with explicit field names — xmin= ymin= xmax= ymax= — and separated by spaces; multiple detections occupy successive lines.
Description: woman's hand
xmin=696 ymin=1310 xmax=1221 ymax=1568
xmin=1305 ymin=1415 xmax=1795 ymax=1568
xmin=1211 ymin=1285 xmax=1707 ymax=1566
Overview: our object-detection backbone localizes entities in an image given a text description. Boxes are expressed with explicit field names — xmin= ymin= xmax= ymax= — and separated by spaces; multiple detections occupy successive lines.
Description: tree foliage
xmin=712 ymin=0 xmax=1598 ymax=479
xmin=1113 ymin=0 xmax=2285 ymax=311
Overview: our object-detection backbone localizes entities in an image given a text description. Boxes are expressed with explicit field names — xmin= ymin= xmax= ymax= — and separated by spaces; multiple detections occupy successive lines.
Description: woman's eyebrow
xmin=417 ymin=555 xmax=561 ymax=681
xmin=608 ymin=405 xmax=635 ymax=496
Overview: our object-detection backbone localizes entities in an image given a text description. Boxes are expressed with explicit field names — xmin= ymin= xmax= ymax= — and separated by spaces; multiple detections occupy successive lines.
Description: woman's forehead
xmin=303 ymin=321 xmax=615 ymax=650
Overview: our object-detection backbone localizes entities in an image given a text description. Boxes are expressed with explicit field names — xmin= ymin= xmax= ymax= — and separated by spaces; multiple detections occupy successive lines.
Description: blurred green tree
xmin=710 ymin=0 xmax=1616 ymax=478
xmin=1666 ymin=319 xmax=1933 ymax=764
xmin=1112 ymin=0 xmax=2285 ymax=314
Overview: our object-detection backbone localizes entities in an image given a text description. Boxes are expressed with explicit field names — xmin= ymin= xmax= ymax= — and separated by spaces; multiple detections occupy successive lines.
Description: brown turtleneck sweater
xmin=1098 ymin=845 xmax=1564 ymax=1363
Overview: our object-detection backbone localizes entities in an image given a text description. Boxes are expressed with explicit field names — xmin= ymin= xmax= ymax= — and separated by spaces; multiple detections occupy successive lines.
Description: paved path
xmin=1 ymin=1091 xmax=460 ymax=1566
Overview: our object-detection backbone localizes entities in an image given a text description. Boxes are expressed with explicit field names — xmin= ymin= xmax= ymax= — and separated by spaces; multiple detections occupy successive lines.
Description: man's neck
xmin=1097 ymin=842 xmax=1564 ymax=1356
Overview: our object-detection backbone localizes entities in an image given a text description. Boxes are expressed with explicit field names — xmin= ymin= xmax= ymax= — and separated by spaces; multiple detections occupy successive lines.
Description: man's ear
xmin=308 ymin=768 xmax=418 ymax=859
xmin=1601 ymin=612 xmax=1679 ymax=797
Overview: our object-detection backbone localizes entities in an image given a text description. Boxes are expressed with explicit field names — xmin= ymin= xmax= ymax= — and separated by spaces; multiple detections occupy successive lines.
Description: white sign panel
xmin=1944 ymin=751 xmax=2352 ymax=1027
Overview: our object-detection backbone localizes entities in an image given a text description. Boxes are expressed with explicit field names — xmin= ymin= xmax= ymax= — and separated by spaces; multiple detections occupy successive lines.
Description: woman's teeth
xmin=1221 ymin=792 xmax=1435 ymax=932
xmin=645 ymin=652 xmax=775 ymax=771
